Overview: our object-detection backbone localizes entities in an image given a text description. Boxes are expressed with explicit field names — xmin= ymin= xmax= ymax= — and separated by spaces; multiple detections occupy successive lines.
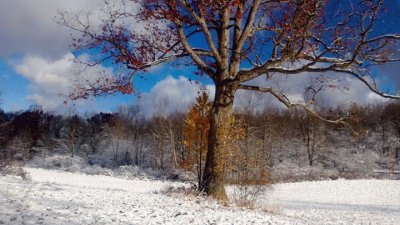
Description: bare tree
xmin=298 ymin=112 xmax=326 ymax=166
xmin=298 ymin=81 xmax=329 ymax=166
xmin=116 ymin=104 xmax=144 ymax=165
xmin=166 ymin=112 xmax=185 ymax=169
xmin=234 ymin=92 xmax=266 ymax=182
xmin=151 ymin=98 xmax=169 ymax=170
xmin=381 ymin=102 xmax=400 ymax=172
xmin=108 ymin=116 xmax=127 ymax=163
xmin=7 ymin=107 xmax=49 ymax=161
xmin=63 ymin=114 xmax=84 ymax=158
xmin=60 ymin=0 xmax=400 ymax=200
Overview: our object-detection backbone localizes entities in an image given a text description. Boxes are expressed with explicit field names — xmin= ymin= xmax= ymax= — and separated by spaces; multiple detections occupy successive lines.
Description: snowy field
xmin=0 ymin=168 xmax=399 ymax=225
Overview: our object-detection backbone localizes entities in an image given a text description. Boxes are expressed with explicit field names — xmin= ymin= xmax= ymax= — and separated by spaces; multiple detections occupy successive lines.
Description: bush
xmin=27 ymin=154 xmax=195 ymax=182
xmin=29 ymin=154 xmax=86 ymax=172
xmin=0 ymin=162 xmax=29 ymax=179
xmin=230 ymin=184 xmax=270 ymax=209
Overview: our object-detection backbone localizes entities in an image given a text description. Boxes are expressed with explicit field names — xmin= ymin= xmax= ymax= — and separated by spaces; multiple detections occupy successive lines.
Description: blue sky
xmin=0 ymin=0 xmax=399 ymax=115
xmin=0 ymin=53 xmax=143 ymax=113
xmin=0 ymin=0 xmax=218 ymax=115
xmin=0 ymin=53 xmax=212 ymax=114
xmin=0 ymin=60 xmax=30 ymax=111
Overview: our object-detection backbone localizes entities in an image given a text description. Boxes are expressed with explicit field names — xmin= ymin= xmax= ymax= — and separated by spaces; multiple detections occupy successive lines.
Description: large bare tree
xmin=60 ymin=0 xmax=400 ymax=200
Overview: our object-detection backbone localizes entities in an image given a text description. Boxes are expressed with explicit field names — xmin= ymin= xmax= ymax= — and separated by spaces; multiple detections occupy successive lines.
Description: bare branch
xmin=333 ymin=68 xmax=400 ymax=100
xmin=176 ymin=0 xmax=222 ymax=65
xmin=238 ymin=84 xmax=360 ymax=135
xmin=176 ymin=21 xmax=216 ymax=78
xmin=237 ymin=84 xmax=291 ymax=108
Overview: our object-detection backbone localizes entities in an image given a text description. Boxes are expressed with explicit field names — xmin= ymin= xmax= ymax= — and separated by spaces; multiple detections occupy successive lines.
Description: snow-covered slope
xmin=0 ymin=168 xmax=399 ymax=225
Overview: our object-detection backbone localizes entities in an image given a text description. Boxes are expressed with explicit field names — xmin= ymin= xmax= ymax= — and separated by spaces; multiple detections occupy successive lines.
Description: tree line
xmin=1 ymin=97 xmax=399 ymax=184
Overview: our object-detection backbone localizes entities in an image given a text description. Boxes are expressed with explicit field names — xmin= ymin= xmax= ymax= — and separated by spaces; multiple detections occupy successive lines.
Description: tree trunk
xmin=201 ymin=82 xmax=236 ymax=202
xmin=169 ymin=126 xmax=178 ymax=169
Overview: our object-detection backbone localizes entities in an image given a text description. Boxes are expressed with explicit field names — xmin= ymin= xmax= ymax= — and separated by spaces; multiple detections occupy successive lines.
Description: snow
xmin=1 ymin=168 xmax=399 ymax=224
xmin=264 ymin=180 xmax=400 ymax=224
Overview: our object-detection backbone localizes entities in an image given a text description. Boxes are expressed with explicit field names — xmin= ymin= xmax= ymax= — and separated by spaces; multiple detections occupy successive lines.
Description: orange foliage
xmin=182 ymin=90 xmax=211 ymax=175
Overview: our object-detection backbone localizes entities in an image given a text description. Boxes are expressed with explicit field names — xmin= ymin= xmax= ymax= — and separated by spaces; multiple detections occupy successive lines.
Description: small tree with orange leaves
xmin=183 ymin=90 xmax=212 ymax=189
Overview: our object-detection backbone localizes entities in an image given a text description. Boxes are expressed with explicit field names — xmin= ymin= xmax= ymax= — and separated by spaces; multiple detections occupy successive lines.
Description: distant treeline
xmin=0 ymin=100 xmax=399 ymax=182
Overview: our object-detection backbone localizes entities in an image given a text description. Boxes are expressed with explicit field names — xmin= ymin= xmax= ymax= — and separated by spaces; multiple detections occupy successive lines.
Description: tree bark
xmin=201 ymin=82 xmax=237 ymax=202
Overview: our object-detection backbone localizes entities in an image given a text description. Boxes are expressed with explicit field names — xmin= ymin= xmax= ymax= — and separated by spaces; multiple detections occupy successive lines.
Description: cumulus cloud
xmin=14 ymin=53 xmax=115 ymax=113
xmin=138 ymin=76 xmax=215 ymax=118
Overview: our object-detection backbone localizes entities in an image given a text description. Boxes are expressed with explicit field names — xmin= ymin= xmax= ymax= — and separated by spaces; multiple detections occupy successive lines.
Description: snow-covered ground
xmin=0 ymin=168 xmax=399 ymax=225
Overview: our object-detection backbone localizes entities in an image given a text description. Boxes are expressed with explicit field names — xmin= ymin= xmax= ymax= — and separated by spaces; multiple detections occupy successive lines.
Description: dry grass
xmin=159 ymin=183 xmax=203 ymax=197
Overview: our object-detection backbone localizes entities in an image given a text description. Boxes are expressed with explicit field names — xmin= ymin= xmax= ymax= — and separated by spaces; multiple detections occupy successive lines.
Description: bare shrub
xmin=29 ymin=154 xmax=86 ymax=172
xmin=0 ymin=162 xmax=29 ymax=179
xmin=230 ymin=184 xmax=270 ymax=209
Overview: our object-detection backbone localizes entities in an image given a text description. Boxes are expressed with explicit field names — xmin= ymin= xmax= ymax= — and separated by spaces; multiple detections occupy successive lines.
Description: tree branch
xmin=237 ymin=84 xmax=360 ymax=135
xmin=176 ymin=21 xmax=216 ymax=78
xmin=177 ymin=0 xmax=222 ymax=65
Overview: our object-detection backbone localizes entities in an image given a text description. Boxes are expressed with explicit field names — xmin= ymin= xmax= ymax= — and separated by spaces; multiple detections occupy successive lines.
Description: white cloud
xmin=138 ymin=76 xmax=215 ymax=118
xmin=0 ymin=0 xmax=104 ymax=58
xmin=12 ymin=54 xmax=390 ymax=116
xmin=238 ymin=73 xmax=388 ymax=113
xmin=14 ymin=53 xmax=115 ymax=113
xmin=137 ymin=72 xmax=390 ymax=118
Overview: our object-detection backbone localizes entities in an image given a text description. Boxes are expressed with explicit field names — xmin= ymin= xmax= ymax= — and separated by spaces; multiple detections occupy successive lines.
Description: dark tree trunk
xmin=201 ymin=82 xmax=237 ymax=201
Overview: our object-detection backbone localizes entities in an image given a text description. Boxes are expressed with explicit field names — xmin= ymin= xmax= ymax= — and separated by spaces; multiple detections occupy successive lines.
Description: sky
xmin=0 ymin=0 xmax=399 ymax=116
xmin=0 ymin=0 xmax=215 ymax=116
